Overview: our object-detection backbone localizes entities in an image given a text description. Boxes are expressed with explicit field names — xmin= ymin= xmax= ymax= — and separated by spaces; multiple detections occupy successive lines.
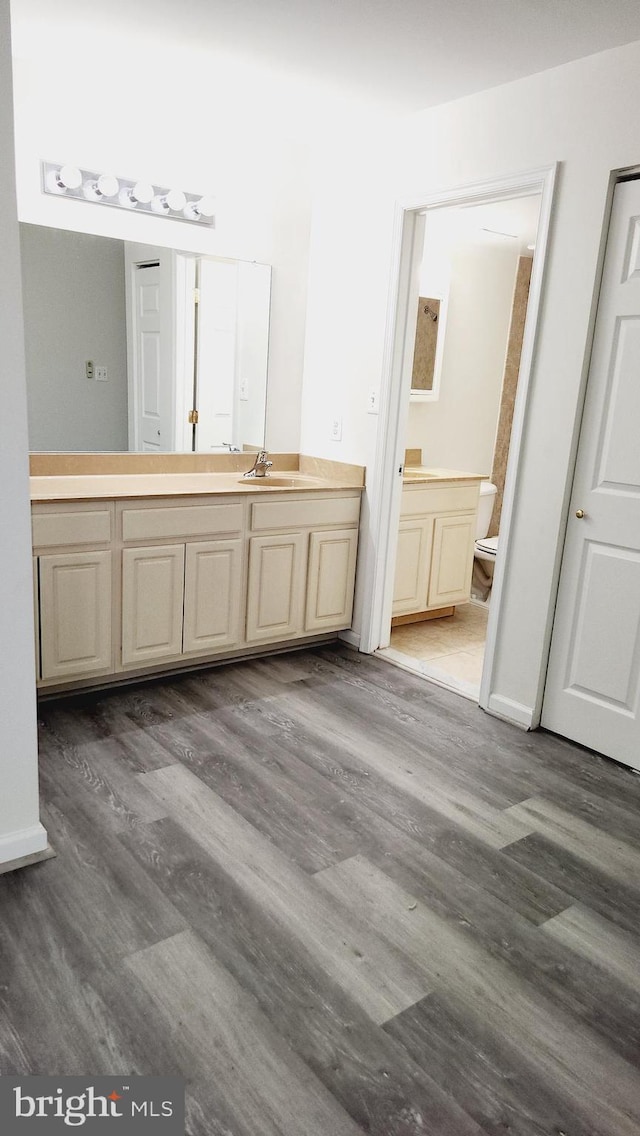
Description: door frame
xmin=358 ymin=164 xmax=557 ymax=718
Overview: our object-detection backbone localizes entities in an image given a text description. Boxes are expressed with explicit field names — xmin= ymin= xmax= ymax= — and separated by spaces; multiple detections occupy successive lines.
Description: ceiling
xmin=10 ymin=0 xmax=640 ymax=119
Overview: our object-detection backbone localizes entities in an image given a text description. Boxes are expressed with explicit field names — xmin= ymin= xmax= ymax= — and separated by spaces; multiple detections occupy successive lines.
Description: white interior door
xmin=132 ymin=261 xmax=174 ymax=451
xmin=194 ymin=258 xmax=238 ymax=452
xmin=542 ymin=177 xmax=640 ymax=770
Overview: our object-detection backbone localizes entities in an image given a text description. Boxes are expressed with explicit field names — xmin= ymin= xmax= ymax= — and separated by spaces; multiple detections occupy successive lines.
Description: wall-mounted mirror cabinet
xmin=20 ymin=223 xmax=271 ymax=453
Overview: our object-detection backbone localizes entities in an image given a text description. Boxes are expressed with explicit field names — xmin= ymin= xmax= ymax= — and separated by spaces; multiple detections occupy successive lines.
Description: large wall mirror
xmin=20 ymin=223 xmax=272 ymax=453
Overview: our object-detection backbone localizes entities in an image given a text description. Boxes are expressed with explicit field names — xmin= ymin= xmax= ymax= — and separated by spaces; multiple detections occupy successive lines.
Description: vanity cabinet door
xmin=183 ymin=539 xmax=243 ymax=655
xmin=39 ymin=550 xmax=112 ymax=680
xmin=392 ymin=518 xmax=433 ymax=615
xmin=246 ymin=532 xmax=307 ymax=643
xmin=305 ymin=528 xmax=358 ymax=632
xmin=428 ymin=513 xmax=476 ymax=608
xmin=122 ymin=544 xmax=185 ymax=667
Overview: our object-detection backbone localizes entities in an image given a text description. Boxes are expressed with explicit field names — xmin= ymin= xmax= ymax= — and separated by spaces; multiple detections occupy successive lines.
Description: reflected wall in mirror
xmin=20 ymin=223 xmax=271 ymax=453
xmin=411 ymin=296 xmax=443 ymax=394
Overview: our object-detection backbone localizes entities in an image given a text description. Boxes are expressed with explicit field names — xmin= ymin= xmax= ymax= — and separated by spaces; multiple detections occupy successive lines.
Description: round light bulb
xmin=151 ymin=189 xmax=186 ymax=214
xmin=96 ymin=173 xmax=119 ymax=198
xmin=197 ymin=195 xmax=215 ymax=218
xmin=131 ymin=180 xmax=154 ymax=205
xmin=58 ymin=164 xmax=82 ymax=190
xmin=45 ymin=164 xmax=82 ymax=194
xmin=165 ymin=188 xmax=186 ymax=211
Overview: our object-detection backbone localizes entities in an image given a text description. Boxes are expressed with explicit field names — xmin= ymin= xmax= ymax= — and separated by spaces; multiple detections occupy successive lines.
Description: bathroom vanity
xmin=30 ymin=454 xmax=364 ymax=693
xmin=393 ymin=466 xmax=485 ymax=623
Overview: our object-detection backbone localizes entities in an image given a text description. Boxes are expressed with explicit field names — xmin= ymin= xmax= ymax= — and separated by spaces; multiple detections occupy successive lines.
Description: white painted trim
xmin=479 ymin=165 xmax=558 ymax=722
xmin=338 ymin=628 xmax=361 ymax=649
xmin=0 ymin=822 xmax=48 ymax=867
xmin=361 ymin=165 xmax=558 ymax=731
xmin=174 ymin=252 xmax=197 ymax=452
xmin=358 ymin=206 xmax=425 ymax=654
xmin=487 ymin=694 xmax=534 ymax=730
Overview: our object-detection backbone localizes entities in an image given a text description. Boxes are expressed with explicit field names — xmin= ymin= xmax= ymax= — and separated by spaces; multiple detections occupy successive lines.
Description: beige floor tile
xmin=428 ymin=650 xmax=485 ymax=685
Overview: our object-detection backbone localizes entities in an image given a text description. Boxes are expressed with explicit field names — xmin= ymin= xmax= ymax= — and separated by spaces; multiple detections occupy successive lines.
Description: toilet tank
xmin=476 ymin=481 xmax=497 ymax=539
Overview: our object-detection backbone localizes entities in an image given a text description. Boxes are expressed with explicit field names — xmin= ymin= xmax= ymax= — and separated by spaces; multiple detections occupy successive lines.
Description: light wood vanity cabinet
xmin=392 ymin=481 xmax=480 ymax=619
xmin=32 ymin=488 xmax=361 ymax=691
xmin=32 ymin=504 xmax=114 ymax=682
xmin=246 ymin=495 xmax=360 ymax=645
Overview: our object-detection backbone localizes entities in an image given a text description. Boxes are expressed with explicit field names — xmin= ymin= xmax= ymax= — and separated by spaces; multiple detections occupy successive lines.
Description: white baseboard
xmin=487 ymin=694 xmax=534 ymax=730
xmin=0 ymin=822 xmax=49 ymax=869
xmin=338 ymin=629 xmax=361 ymax=650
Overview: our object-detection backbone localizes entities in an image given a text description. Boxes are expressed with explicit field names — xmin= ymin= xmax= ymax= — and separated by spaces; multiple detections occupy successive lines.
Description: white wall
xmin=300 ymin=37 xmax=640 ymax=723
xmin=0 ymin=0 xmax=47 ymax=866
xmin=11 ymin=54 xmax=312 ymax=452
xmin=21 ymin=225 xmax=128 ymax=450
xmin=407 ymin=236 xmax=519 ymax=473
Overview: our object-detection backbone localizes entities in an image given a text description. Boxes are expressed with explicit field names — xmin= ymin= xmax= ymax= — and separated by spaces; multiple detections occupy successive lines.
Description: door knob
xmin=575 ymin=509 xmax=585 ymax=519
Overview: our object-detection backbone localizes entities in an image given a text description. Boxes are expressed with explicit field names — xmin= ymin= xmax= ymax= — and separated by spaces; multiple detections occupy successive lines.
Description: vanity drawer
xmin=400 ymin=484 xmax=480 ymax=516
xmin=120 ymin=501 xmax=244 ymax=542
xmin=32 ymin=505 xmax=113 ymax=549
xmin=251 ymin=494 xmax=361 ymax=532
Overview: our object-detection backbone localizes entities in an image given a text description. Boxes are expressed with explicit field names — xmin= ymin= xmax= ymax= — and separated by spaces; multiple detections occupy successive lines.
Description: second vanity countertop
xmin=30 ymin=454 xmax=365 ymax=503
xmin=403 ymin=466 xmax=488 ymax=485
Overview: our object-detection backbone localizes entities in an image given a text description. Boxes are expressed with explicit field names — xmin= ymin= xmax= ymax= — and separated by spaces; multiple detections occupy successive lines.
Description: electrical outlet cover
xmin=330 ymin=417 xmax=342 ymax=441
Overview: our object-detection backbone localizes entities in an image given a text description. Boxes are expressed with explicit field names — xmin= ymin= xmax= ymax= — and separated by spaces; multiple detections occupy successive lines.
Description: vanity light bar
xmin=40 ymin=161 xmax=215 ymax=227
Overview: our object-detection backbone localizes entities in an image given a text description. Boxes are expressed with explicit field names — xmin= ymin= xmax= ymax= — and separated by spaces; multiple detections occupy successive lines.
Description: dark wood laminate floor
xmin=2 ymin=645 xmax=640 ymax=1135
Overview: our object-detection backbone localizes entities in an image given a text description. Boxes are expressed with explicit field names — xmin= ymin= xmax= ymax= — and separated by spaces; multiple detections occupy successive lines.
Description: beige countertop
xmin=30 ymin=456 xmax=365 ymax=502
xmin=403 ymin=466 xmax=488 ymax=485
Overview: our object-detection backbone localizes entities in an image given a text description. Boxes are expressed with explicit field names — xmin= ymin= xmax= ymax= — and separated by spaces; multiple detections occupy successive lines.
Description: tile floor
xmin=386 ymin=602 xmax=489 ymax=698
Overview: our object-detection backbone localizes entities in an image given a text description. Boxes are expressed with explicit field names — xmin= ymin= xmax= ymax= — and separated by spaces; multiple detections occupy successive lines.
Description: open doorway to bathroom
xmin=379 ymin=192 xmax=542 ymax=701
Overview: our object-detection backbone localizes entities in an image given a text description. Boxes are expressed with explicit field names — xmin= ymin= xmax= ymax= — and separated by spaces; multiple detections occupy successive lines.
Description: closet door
xmin=542 ymin=177 xmax=640 ymax=770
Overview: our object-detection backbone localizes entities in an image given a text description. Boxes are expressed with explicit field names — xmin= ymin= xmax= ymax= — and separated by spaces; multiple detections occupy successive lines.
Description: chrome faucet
xmin=243 ymin=449 xmax=273 ymax=478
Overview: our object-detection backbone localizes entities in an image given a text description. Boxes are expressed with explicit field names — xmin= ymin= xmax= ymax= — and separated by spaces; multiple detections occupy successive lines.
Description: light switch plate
xmin=239 ymin=378 xmax=249 ymax=401
xmin=368 ymin=388 xmax=379 ymax=414
xmin=95 ymin=366 xmax=108 ymax=382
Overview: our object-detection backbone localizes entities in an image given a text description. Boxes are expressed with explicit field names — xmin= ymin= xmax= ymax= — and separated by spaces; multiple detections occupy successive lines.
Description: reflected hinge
xmin=188 ymin=409 xmax=199 ymax=425
xmin=193 ymin=287 xmax=200 ymax=304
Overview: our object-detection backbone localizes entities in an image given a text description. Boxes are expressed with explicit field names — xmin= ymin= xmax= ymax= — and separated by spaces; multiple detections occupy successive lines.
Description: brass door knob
xmin=575 ymin=509 xmax=585 ymax=519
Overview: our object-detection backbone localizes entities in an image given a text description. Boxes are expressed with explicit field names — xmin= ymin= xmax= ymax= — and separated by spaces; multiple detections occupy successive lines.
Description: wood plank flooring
xmin=2 ymin=644 xmax=640 ymax=1134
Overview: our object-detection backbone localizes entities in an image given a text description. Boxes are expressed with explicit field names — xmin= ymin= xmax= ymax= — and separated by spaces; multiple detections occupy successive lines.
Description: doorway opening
xmin=383 ymin=193 xmax=541 ymax=699
xmin=361 ymin=167 xmax=557 ymax=716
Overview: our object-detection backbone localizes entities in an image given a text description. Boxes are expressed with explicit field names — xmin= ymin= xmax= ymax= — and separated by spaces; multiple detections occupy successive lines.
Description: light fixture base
xmin=40 ymin=161 xmax=215 ymax=227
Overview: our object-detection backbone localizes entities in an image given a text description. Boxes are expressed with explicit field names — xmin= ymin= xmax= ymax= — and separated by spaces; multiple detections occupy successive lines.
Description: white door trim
xmin=359 ymin=164 xmax=558 ymax=722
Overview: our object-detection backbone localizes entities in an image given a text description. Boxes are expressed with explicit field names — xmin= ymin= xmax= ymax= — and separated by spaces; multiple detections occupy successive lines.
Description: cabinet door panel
xmin=122 ymin=544 xmax=185 ymax=667
xmin=392 ymin=519 xmax=433 ymax=615
xmin=246 ymin=533 xmax=306 ymax=643
xmin=305 ymin=528 xmax=358 ymax=631
xmin=39 ymin=550 xmax=112 ymax=680
xmin=183 ymin=539 xmax=243 ymax=655
xmin=428 ymin=513 xmax=476 ymax=607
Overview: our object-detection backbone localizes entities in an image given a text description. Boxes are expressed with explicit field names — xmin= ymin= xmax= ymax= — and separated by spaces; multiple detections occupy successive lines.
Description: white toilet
xmin=475 ymin=480 xmax=498 ymax=562
xmin=473 ymin=482 xmax=498 ymax=598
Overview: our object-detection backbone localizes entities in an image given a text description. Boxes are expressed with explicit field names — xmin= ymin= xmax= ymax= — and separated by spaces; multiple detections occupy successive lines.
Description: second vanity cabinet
xmin=120 ymin=499 xmax=245 ymax=667
xmin=246 ymin=495 xmax=360 ymax=643
xmin=32 ymin=487 xmax=361 ymax=691
xmin=393 ymin=479 xmax=481 ymax=620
